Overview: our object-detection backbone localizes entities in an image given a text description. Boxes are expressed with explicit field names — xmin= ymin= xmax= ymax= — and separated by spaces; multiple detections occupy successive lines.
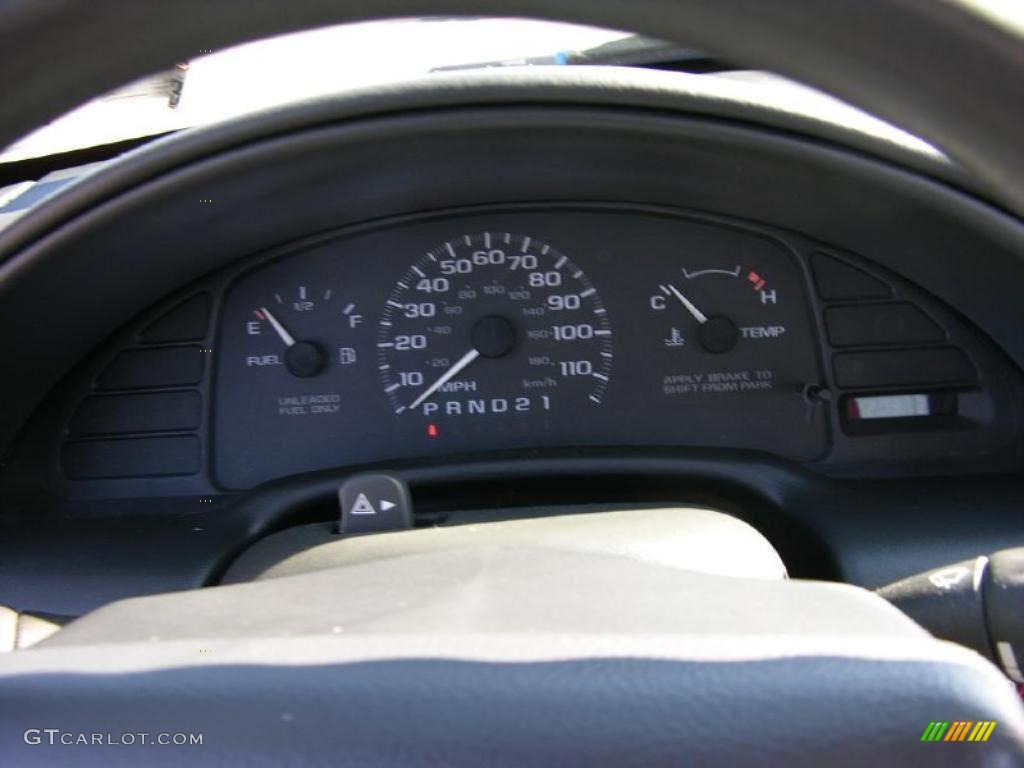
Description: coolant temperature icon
xmin=663 ymin=328 xmax=686 ymax=348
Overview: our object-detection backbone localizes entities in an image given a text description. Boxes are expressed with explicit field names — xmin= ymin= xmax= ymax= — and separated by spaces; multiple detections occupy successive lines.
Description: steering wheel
xmin=0 ymin=2 xmax=1022 ymax=766
xmin=1 ymin=0 xmax=1021 ymax=214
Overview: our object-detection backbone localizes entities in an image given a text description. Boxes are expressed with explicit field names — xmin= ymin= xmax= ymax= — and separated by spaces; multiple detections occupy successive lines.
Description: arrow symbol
xmin=379 ymin=499 xmax=396 ymax=512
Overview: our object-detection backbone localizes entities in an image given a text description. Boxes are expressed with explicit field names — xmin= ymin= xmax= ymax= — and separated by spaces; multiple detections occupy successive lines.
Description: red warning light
xmin=426 ymin=423 xmax=440 ymax=439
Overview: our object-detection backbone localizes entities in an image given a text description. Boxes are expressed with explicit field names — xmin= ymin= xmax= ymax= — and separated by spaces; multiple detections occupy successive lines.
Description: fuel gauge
xmin=243 ymin=284 xmax=365 ymax=378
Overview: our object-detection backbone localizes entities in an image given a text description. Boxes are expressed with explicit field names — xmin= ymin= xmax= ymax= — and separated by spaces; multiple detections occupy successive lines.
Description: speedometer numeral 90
xmin=547 ymin=294 xmax=581 ymax=311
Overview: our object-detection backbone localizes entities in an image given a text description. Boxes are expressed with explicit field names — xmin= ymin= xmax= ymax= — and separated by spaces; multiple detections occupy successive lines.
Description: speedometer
xmin=378 ymin=232 xmax=613 ymax=418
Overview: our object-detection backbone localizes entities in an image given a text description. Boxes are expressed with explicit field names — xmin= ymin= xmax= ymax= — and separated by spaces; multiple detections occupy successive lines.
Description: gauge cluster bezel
xmin=210 ymin=205 xmax=838 ymax=489
xmin=2 ymin=201 xmax=1019 ymax=504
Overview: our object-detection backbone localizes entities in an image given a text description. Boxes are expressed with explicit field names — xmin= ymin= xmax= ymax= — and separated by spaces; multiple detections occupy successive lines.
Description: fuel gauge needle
xmin=408 ymin=348 xmax=480 ymax=411
xmin=664 ymin=284 xmax=708 ymax=325
xmin=259 ymin=307 xmax=296 ymax=347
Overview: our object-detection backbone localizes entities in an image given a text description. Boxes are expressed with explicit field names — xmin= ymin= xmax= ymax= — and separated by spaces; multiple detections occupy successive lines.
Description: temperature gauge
xmin=649 ymin=265 xmax=783 ymax=355
xmin=645 ymin=253 xmax=821 ymax=406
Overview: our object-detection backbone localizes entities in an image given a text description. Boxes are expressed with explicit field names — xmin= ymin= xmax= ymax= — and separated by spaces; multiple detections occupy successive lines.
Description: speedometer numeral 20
xmin=377 ymin=232 xmax=613 ymax=417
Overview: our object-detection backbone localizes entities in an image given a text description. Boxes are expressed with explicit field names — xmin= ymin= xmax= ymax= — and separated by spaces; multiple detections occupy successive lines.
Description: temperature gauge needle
xmin=664 ymin=284 xmax=708 ymax=325
xmin=259 ymin=307 xmax=296 ymax=347
xmin=408 ymin=348 xmax=480 ymax=411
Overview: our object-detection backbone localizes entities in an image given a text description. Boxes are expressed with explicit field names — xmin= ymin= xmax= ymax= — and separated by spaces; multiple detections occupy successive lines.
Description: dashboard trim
xmin=3 ymin=448 xmax=1024 ymax=615
xmin=0 ymin=81 xmax=1021 ymax=618
xmin=0 ymin=104 xmax=1021 ymax=460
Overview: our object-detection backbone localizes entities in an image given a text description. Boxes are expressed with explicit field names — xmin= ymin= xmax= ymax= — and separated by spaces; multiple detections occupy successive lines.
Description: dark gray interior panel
xmin=0 ymin=83 xmax=1021 ymax=621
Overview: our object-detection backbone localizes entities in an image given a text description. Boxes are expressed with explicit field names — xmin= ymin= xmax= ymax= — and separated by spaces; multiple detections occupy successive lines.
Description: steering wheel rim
xmin=2 ymin=3 xmax=1024 ymax=764
xmin=0 ymin=0 xmax=1022 ymax=214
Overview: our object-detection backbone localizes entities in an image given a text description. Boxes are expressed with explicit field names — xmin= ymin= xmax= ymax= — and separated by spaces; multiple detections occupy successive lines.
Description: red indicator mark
xmin=253 ymin=309 xmax=266 ymax=320
xmin=845 ymin=398 xmax=861 ymax=420
xmin=426 ymin=423 xmax=440 ymax=439
xmin=747 ymin=271 xmax=766 ymax=291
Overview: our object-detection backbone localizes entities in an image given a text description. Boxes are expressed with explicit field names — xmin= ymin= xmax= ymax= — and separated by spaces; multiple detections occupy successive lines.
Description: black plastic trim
xmin=0 ymin=105 xmax=1022 ymax=462
xmin=2 ymin=449 xmax=1024 ymax=615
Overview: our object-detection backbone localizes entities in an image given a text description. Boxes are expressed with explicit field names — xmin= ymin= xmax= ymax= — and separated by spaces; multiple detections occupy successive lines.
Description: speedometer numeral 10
xmin=377 ymin=231 xmax=613 ymax=418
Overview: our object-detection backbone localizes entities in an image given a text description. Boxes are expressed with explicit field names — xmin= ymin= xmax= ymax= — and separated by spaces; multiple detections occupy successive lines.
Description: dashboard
xmin=0 ymin=70 xmax=1022 ymax=614
xmin=3 ymin=4 xmax=1024 ymax=763
xmin=22 ymin=204 xmax=1020 ymax=497
xmin=217 ymin=208 xmax=824 ymax=488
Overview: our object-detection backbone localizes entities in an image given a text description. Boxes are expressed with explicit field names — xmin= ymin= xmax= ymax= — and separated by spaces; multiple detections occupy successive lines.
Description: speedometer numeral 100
xmin=553 ymin=323 xmax=596 ymax=341
xmin=377 ymin=232 xmax=614 ymax=418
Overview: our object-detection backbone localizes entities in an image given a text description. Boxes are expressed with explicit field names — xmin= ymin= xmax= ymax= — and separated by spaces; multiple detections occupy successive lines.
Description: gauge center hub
xmin=285 ymin=340 xmax=326 ymax=377
xmin=698 ymin=315 xmax=739 ymax=354
xmin=471 ymin=315 xmax=517 ymax=358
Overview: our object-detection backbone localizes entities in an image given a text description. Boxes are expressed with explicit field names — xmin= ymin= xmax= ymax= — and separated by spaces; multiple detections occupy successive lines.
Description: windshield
xmin=0 ymin=15 xmax=939 ymax=168
xmin=0 ymin=18 xmax=634 ymax=163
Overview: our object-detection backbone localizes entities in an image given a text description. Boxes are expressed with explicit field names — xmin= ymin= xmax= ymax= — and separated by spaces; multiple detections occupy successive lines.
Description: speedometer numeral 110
xmin=377 ymin=232 xmax=613 ymax=419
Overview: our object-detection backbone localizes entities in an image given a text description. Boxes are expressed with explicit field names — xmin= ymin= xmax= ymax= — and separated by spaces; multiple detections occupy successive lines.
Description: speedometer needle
xmin=259 ymin=306 xmax=296 ymax=347
xmin=664 ymin=284 xmax=708 ymax=325
xmin=408 ymin=348 xmax=481 ymax=411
